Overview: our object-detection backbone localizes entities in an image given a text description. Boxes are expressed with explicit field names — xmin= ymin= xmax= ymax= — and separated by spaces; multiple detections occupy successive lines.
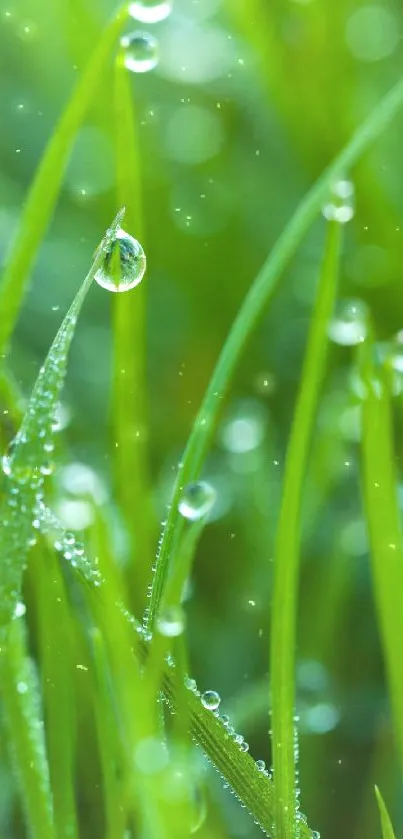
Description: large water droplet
xmin=156 ymin=605 xmax=185 ymax=637
xmin=328 ymin=299 xmax=368 ymax=346
xmin=129 ymin=0 xmax=172 ymax=24
xmin=201 ymin=690 xmax=220 ymax=711
xmin=121 ymin=31 xmax=159 ymax=73
xmin=178 ymin=480 xmax=216 ymax=521
xmin=322 ymin=179 xmax=355 ymax=224
xmin=95 ymin=228 xmax=146 ymax=293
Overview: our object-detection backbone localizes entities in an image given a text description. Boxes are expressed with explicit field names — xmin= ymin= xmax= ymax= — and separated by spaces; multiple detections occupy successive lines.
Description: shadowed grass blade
xmin=375 ymin=786 xmax=397 ymax=839
xmin=147 ymin=73 xmax=403 ymax=631
xmin=270 ymin=222 xmax=341 ymax=839
xmin=0 ymin=3 xmax=129 ymax=354
xmin=113 ymin=54 xmax=152 ymax=611
xmin=360 ymin=347 xmax=403 ymax=768
xmin=2 ymin=619 xmax=54 ymax=839
xmin=0 ymin=211 xmax=123 ymax=634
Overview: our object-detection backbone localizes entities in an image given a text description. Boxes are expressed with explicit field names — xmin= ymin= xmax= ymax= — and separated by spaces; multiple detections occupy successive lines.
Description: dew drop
xmin=13 ymin=601 xmax=26 ymax=619
xmin=156 ymin=605 xmax=185 ymax=637
xmin=95 ymin=228 xmax=146 ymax=293
xmin=256 ymin=759 xmax=266 ymax=771
xmin=322 ymin=179 xmax=355 ymax=224
xmin=120 ymin=31 xmax=159 ymax=74
xmin=178 ymin=480 xmax=216 ymax=521
xmin=201 ymin=690 xmax=220 ymax=711
xmin=328 ymin=299 xmax=368 ymax=346
xmin=129 ymin=0 xmax=172 ymax=24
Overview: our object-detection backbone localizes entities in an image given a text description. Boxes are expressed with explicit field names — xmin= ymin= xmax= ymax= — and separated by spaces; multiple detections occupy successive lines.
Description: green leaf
xmin=360 ymin=345 xmax=403 ymax=768
xmin=270 ymin=222 xmax=341 ymax=839
xmin=112 ymin=54 xmax=153 ymax=610
xmin=147 ymin=72 xmax=403 ymax=631
xmin=375 ymin=786 xmax=397 ymax=839
xmin=2 ymin=619 xmax=54 ymax=839
xmin=0 ymin=3 xmax=129 ymax=354
xmin=0 ymin=211 xmax=123 ymax=635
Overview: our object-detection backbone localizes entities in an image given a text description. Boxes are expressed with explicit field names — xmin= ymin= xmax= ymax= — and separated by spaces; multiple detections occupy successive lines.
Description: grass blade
xmin=375 ymin=786 xmax=396 ymax=839
xmin=0 ymin=3 xmax=129 ymax=354
xmin=33 ymin=546 xmax=79 ymax=839
xmin=270 ymin=222 xmax=341 ymax=839
xmin=360 ymin=346 xmax=403 ymax=767
xmin=113 ymin=54 xmax=153 ymax=610
xmin=1 ymin=619 xmax=54 ymax=839
xmin=147 ymin=73 xmax=403 ymax=630
xmin=0 ymin=211 xmax=122 ymax=634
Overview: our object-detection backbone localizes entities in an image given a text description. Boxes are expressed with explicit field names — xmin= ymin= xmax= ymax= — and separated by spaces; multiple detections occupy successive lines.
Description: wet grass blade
xmin=147 ymin=73 xmax=403 ymax=630
xmin=270 ymin=222 xmax=341 ymax=839
xmin=113 ymin=54 xmax=153 ymax=611
xmin=360 ymin=346 xmax=403 ymax=767
xmin=0 ymin=211 xmax=123 ymax=634
xmin=0 ymin=3 xmax=129 ymax=354
xmin=2 ymin=619 xmax=54 ymax=839
xmin=375 ymin=786 xmax=396 ymax=839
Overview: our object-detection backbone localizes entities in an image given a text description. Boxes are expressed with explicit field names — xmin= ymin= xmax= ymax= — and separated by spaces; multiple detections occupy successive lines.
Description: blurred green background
xmin=2 ymin=0 xmax=403 ymax=836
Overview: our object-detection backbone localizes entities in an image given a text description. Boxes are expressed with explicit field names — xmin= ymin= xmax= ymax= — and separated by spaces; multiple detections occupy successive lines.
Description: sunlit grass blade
xmin=1 ymin=619 xmax=54 ymax=839
xmin=375 ymin=786 xmax=397 ymax=839
xmin=113 ymin=54 xmax=152 ymax=611
xmin=147 ymin=72 xmax=403 ymax=631
xmin=360 ymin=346 xmax=403 ymax=767
xmin=33 ymin=546 xmax=79 ymax=839
xmin=0 ymin=3 xmax=129 ymax=354
xmin=270 ymin=221 xmax=341 ymax=839
xmin=0 ymin=211 xmax=122 ymax=633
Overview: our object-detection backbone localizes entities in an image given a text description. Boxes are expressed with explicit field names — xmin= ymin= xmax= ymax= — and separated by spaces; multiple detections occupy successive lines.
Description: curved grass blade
xmin=0 ymin=3 xmax=129 ymax=354
xmin=147 ymin=72 xmax=403 ymax=630
xmin=360 ymin=345 xmax=403 ymax=768
xmin=270 ymin=222 xmax=341 ymax=839
xmin=375 ymin=786 xmax=397 ymax=839
xmin=1 ymin=619 xmax=54 ymax=839
xmin=113 ymin=54 xmax=153 ymax=610
xmin=0 ymin=211 xmax=123 ymax=635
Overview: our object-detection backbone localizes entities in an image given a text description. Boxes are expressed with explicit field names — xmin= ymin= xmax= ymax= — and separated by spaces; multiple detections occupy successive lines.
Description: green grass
xmin=2 ymin=2 xmax=403 ymax=838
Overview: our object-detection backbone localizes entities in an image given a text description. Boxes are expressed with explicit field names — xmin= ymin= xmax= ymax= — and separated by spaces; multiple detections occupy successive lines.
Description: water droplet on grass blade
xmin=156 ymin=605 xmax=185 ymax=637
xmin=129 ymin=0 xmax=172 ymax=23
xmin=178 ymin=480 xmax=216 ymax=521
xmin=121 ymin=31 xmax=159 ymax=73
xmin=328 ymin=300 xmax=368 ymax=346
xmin=322 ymin=179 xmax=355 ymax=224
xmin=95 ymin=228 xmax=146 ymax=293
xmin=256 ymin=759 xmax=266 ymax=771
xmin=201 ymin=690 xmax=220 ymax=711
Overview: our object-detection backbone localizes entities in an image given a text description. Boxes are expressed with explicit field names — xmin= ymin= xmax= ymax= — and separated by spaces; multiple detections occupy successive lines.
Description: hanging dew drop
xmin=95 ymin=228 xmax=146 ymax=293
xmin=120 ymin=31 xmax=159 ymax=74
xmin=178 ymin=480 xmax=216 ymax=521
xmin=328 ymin=299 xmax=368 ymax=346
xmin=201 ymin=690 xmax=221 ymax=711
xmin=322 ymin=179 xmax=355 ymax=224
xmin=256 ymin=759 xmax=266 ymax=771
xmin=128 ymin=0 xmax=172 ymax=24
xmin=156 ymin=605 xmax=185 ymax=637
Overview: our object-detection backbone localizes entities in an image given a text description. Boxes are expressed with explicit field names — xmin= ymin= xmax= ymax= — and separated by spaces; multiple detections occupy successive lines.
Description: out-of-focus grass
xmin=2 ymin=1 xmax=403 ymax=838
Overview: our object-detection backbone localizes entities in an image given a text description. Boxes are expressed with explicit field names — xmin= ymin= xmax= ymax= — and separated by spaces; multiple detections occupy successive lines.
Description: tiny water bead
xmin=129 ymin=0 xmax=172 ymax=24
xmin=156 ymin=605 xmax=185 ymax=637
xmin=120 ymin=31 xmax=159 ymax=74
xmin=322 ymin=179 xmax=355 ymax=224
xmin=178 ymin=480 xmax=216 ymax=521
xmin=94 ymin=228 xmax=146 ymax=293
xmin=328 ymin=300 xmax=368 ymax=346
xmin=201 ymin=690 xmax=220 ymax=711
